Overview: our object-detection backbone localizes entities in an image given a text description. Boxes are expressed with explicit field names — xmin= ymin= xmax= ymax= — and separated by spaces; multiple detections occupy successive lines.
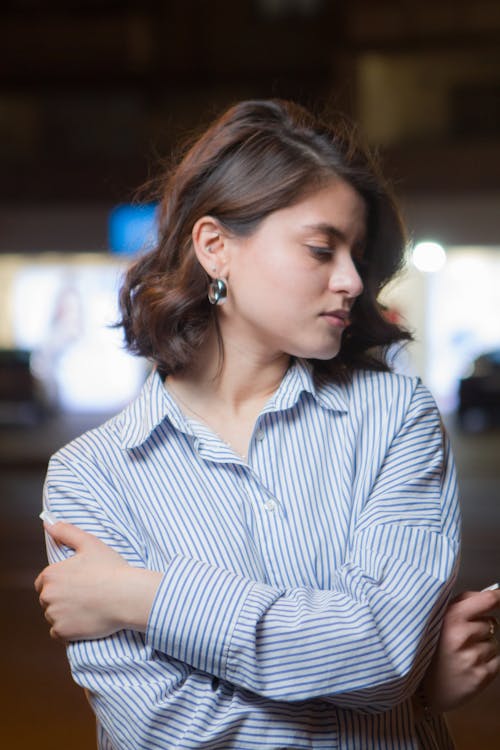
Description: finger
xmin=489 ymin=654 xmax=500 ymax=676
xmin=481 ymin=653 xmax=500 ymax=681
xmin=465 ymin=616 xmax=499 ymax=641
xmin=453 ymin=590 xmax=500 ymax=620
xmin=469 ymin=656 xmax=500 ymax=695
xmin=49 ymin=625 xmax=66 ymax=643
xmin=481 ymin=636 xmax=499 ymax=660
xmin=485 ymin=616 xmax=499 ymax=639
xmin=34 ymin=566 xmax=51 ymax=592
xmin=43 ymin=520 xmax=92 ymax=551
xmin=451 ymin=591 xmax=477 ymax=603
xmin=34 ymin=572 xmax=43 ymax=592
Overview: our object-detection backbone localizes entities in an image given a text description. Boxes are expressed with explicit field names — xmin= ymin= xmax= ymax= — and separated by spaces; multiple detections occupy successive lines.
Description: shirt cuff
xmin=145 ymin=555 xmax=274 ymax=678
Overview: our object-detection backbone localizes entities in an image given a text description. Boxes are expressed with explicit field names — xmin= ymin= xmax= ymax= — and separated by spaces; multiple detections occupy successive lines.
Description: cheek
xmin=230 ymin=274 xmax=296 ymax=331
xmin=261 ymin=253 xmax=317 ymax=296
xmin=231 ymin=243 xmax=317 ymax=314
xmin=245 ymin=269 xmax=313 ymax=313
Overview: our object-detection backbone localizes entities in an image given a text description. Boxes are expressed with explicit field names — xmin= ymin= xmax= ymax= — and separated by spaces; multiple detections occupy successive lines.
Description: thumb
xmin=43 ymin=519 xmax=91 ymax=552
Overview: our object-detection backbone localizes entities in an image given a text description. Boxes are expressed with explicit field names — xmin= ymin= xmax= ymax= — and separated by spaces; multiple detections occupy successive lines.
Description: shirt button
xmin=264 ymin=499 xmax=276 ymax=512
xmin=255 ymin=429 xmax=265 ymax=441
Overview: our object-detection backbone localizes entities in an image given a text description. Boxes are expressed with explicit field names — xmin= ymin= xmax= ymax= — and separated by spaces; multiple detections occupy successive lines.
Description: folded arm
xmin=36 ymin=384 xmax=462 ymax=715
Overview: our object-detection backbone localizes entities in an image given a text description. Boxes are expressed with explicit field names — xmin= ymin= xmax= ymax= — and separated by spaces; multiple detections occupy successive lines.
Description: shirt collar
xmin=266 ymin=358 xmax=349 ymax=414
xmin=117 ymin=359 xmax=349 ymax=451
xmin=118 ymin=369 xmax=186 ymax=450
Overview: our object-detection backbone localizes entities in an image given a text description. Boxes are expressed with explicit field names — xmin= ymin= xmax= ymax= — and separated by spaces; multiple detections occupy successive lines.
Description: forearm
xmin=40 ymin=380 xmax=461 ymax=712
xmin=67 ymin=629 xmax=343 ymax=749
xmin=145 ymin=526 xmax=458 ymax=709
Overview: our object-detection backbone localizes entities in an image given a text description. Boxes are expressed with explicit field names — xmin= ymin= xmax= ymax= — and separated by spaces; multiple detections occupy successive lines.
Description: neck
xmin=167 ymin=327 xmax=290 ymax=415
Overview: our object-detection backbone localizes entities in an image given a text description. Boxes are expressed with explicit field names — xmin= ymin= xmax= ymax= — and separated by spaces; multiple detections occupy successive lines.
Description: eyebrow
xmin=302 ymin=222 xmax=366 ymax=251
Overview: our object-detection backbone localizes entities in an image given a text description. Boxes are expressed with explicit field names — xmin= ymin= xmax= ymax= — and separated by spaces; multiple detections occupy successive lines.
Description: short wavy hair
xmin=119 ymin=99 xmax=411 ymax=377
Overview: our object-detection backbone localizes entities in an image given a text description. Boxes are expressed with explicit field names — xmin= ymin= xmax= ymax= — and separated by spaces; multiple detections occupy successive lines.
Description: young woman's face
xmin=221 ymin=178 xmax=366 ymax=362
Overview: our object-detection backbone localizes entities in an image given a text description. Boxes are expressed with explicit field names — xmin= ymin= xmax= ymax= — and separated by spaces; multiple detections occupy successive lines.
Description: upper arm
xmin=43 ymin=450 xmax=146 ymax=567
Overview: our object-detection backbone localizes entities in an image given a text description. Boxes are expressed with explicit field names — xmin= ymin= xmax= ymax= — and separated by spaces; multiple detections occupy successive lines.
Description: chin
xmin=310 ymin=350 xmax=341 ymax=361
xmin=293 ymin=342 xmax=342 ymax=361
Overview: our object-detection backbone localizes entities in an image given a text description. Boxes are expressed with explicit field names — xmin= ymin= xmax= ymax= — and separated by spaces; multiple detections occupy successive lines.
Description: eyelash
xmin=307 ymin=246 xmax=368 ymax=276
xmin=307 ymin=246 xmax=333 ymax=260
xmin=308 ymin=245 xmax=364 ymax=260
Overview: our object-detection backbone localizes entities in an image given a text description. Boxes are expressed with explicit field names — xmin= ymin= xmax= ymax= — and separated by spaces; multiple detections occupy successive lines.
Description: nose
xmin=328 ymin=253 xmax=364 ymax=299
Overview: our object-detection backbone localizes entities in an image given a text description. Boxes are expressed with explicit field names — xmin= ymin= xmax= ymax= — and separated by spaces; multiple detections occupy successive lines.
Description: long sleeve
xmin=43 ymin=460 xmax=342 ymax=749
xmin=145 ymin=381 xmax=460 ymax=709
xmin=43 ymin=454 xmax=359 ymax=748
xmin=41 ymin=366 xmax=460 ymax=748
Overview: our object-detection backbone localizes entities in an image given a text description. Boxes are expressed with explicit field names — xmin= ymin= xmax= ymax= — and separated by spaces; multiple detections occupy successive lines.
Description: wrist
xmin=116 ymin=567 xmax=163 ymax=633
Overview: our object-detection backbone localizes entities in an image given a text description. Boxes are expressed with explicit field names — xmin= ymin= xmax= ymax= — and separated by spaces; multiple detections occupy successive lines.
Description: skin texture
xmin=421 ymin=590 xmax=500 ymax=712
xmin=208 ymin=179 xmax=366 ymax=365
xmin=35 ymin=521 xmax=161 ymax=639
xmin=163 ymin=179 xmax=365 ymax=456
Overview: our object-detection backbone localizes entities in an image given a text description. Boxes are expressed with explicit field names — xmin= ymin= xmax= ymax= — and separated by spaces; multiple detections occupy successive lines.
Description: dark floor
xmin=0 ymin=414 xmax=499 ymax=748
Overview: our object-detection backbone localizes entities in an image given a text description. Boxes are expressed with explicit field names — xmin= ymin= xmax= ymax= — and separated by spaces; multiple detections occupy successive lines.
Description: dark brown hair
xmin=119 ymin=99 xmax=411 ymax=376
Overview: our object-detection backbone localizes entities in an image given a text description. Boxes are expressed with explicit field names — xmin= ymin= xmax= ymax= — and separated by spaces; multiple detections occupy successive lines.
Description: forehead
xmin=264 ymin=179 xmax=367 ymax=241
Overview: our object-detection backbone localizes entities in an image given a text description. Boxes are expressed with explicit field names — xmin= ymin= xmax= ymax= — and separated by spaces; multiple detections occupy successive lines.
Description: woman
xmin=35 ymin=100 xmax=499 ymax=749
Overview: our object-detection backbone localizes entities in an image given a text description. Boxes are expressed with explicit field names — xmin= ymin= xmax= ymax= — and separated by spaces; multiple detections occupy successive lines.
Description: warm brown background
xmin=1 ymin=1 xmax=499 ymax=747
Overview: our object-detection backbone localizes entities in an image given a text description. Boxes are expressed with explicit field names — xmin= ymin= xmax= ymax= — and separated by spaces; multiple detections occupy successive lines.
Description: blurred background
xmin=0 ymin=1 xmax=499 ymax=747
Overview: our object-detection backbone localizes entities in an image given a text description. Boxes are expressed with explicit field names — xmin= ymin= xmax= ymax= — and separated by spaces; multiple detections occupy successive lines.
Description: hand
xmin=422 ymin=588 xmax=500 ymax=714
xmin=35 ymin=521 xmax=162 ymax=641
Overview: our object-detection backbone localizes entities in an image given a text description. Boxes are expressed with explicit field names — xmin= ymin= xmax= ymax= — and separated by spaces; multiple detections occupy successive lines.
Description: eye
xmin=307 ymin=245 xmax=333 ymax=261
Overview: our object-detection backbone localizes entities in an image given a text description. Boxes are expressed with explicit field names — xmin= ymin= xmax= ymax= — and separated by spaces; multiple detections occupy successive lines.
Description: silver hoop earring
xmin=208 ymin=278 xmax=228 ymax=305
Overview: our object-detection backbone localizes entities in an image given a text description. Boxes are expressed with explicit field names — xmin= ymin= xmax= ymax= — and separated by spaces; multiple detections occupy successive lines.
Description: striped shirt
xmin=43 ymin=358 xmax=460 ymax=749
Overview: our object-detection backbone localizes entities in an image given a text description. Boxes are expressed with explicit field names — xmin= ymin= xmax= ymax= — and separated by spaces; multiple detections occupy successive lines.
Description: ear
xmin=192 ymin=217 xmax=228 ymax=279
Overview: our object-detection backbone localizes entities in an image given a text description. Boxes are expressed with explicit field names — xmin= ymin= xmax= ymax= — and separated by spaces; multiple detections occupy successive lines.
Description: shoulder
xmin=49 ymin=369 xmax=168 ymax=473
xmin=326 ymin=368 xmax=433 ymax=408
xmin=319 ymin=368 xmax=441 ymax=432
xmin=47 ymin=415 xmax=129 ymax=488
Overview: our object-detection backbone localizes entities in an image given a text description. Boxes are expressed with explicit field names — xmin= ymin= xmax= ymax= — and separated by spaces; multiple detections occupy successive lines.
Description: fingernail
xmin=39 ymin=510 xmax=59 ymax=525
xmin=482 ymin=583 xmax=500 ymax=591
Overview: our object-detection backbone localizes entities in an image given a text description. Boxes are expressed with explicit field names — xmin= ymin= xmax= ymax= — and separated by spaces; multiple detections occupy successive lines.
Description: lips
xmin=321 ymin=309 xmax=351 ymax=327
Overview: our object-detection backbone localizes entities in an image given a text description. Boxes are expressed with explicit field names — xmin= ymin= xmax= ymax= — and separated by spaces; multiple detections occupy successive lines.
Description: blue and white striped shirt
xmin=43 ymin=358 xmax=460 ymax=749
